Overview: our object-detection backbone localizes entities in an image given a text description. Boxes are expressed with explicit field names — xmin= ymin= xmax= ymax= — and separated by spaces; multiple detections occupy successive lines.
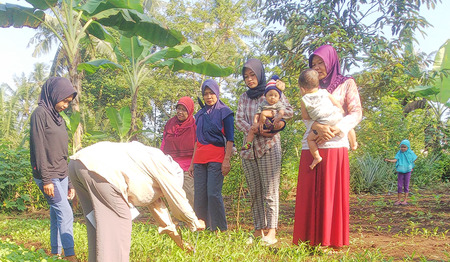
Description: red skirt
xmin=293 ymin=148 xmax=349 ymax=247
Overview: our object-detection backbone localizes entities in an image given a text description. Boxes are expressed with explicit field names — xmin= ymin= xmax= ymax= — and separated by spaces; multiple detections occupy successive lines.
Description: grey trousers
xmin=183 ymin=171 xmax=195 ymax=208
xmin=68 ymin=160 xmax=132 ymax=262
xmin=242 ymin=143 xmax=281 ymax=230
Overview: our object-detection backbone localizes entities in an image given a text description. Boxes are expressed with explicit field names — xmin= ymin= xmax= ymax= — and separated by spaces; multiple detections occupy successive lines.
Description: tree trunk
xmin=68 ymin=53 xmax=84 ymax=153
xmin=129 ymin=85 xmax=140 ymax=141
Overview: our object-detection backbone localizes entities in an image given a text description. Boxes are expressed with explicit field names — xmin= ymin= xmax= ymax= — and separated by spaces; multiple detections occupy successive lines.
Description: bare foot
xmin=310 ymin=156 xmax=322 ymax=169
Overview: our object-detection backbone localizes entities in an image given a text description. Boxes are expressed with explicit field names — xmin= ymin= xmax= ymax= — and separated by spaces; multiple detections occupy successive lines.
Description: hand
xmin=314 ymin=123 xmax=335 ymax=140
xmin=43 ymin=183 xmax=55 ymax=198
xmin=315 ymin=126 xmax=341 ymax=145
xmin=273 ymin=117 xmax=281 ymax=128
xmin=222 ymin=159 xmax=231 ymax=176
xmin=188 ymin=164 xmax=194 ymax=177
xmin=197 ymin=219 xmax=206 ymax=231
xmin=68 ymin=188 xmax=76 ymax=200
xmin=182 ymin=241 xmax=194 ymax=253
xmin=258 ymin=123 xmax=265 ymax=133
xmin=275 ymin=79 xmax=285 ymax=91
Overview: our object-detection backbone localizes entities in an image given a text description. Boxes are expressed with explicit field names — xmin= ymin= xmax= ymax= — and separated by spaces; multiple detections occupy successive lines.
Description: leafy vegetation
xmin=0 ymin=239 xmax=63 ymax=262
xmin=1 ymin=184 xmax=448 ymax=261
xmin=0 ymin=144 xmax=45 ymax=212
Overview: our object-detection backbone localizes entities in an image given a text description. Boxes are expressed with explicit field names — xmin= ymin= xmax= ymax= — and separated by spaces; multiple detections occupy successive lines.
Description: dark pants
xmin=193 ymin=162 xmax=227 ymax=231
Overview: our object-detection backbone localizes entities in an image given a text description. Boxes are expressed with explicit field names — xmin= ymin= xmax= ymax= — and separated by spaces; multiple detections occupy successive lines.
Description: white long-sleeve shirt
xmin=70 ymin=141 xmax=201 ymax=233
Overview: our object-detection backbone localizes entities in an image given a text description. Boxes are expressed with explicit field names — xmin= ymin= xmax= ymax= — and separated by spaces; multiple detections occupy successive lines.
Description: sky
xmin=0 ymin=0 xmax=449 ymax=90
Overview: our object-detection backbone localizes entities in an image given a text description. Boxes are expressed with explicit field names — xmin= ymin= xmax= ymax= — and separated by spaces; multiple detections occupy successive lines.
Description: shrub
xmin=0 ymin=144 xmax=45 ymax=212
xmin=350 ymin=153 xmax=396 ymax=194
xmin=412 ymin=152 xmax=447 ymax=187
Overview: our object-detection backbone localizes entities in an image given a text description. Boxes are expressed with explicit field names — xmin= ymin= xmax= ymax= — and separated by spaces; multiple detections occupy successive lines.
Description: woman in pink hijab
xmin=293 ymin=45 xmax=362 ymax=248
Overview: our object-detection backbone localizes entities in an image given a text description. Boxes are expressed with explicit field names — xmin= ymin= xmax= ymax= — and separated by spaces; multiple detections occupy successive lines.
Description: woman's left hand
xmin=68 ymin=188 xmax=76 ymax=200
xmin=222 ymin=159 xmax=231 ymax=176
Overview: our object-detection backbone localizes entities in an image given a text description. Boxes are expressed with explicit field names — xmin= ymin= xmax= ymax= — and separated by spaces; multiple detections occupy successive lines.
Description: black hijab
xmin=242 ymin=59 xmax=266 ymax=99
xmin=38 ymin=77 xmax=77 ymax=126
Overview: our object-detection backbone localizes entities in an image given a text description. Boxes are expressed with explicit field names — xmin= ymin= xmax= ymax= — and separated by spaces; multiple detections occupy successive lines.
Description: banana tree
xmin=408 ymin=40 xmax=450 ymax=150
xmin=0 ymin=0 xmax=184 ymax=151
xmin=60 ymin=110 xmax=80 ymax=155
xmin=105 ymin=106 xmax=131 ymax=142
xmin=409 ymin=40 xmax=450 ymax=114
xmin=78 ymin=36 xmax=233 ymax=136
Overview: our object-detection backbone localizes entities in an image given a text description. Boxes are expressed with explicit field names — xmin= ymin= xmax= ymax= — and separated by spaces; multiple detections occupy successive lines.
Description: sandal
xmin=394 ymin=201 xmax=401 ymax=206
xmin=261 ymin=236 xmax=278 ymax=246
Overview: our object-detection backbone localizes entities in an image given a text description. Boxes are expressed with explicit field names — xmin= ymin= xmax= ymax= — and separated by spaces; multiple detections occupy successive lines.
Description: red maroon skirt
xmin=293 ymin=148 xmax=349 ymax=247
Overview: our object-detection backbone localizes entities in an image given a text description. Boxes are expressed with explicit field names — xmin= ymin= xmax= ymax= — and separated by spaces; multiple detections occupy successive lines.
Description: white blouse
xmin=302 ymin=78 xmax=362 ymax=150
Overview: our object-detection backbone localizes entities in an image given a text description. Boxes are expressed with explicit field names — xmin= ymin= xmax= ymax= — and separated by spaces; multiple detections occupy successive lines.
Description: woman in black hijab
xmin=236 ymin=59 xmax=293 ymax=245
xmin=30 ymin=77 xmax=78 ymax=261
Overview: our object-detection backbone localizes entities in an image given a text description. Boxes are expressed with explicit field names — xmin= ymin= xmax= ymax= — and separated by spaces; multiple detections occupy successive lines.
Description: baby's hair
xmin=298 ymin=69 xmax=319 ymax=90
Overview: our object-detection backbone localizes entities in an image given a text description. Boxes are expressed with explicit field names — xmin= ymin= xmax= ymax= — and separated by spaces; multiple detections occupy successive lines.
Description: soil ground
xmin=3 ymin=184 xmax=449 ymax=261
xmin=222 ymin=183 xmax=450 ymax=261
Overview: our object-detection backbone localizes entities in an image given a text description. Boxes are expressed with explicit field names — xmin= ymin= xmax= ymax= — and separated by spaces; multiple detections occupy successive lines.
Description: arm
xmin=385 ymin=158 xmax=397 ymax=163
xmin=147 ymin=199 xmax=191 ymax=251
xmin=188 ymin=142 xmax=197 ymax=177
xmin=279 ymin=93 xmax=293 ymax=120
xmin=273 ymin=108 xmax=285 ymax=129
xmin=334 ymin=79 xmax=362 ymax=135
xmin=235 ymin=94 xmax=252 ymax=133
xmin=300 ymin=100 xmax=311 ymax=120
xmin=30 ymin=110 xmax=55 ymax=197
xmin=222 ymin=114 xmax=234 ymax=176
xmin=222 ymin=141 xmax=234 ymax=176
xmin=253 ymin=113 xmax=260 ymax=125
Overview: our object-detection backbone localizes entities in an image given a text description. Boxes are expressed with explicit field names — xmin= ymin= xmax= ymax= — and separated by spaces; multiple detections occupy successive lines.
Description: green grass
xmin=0 ymin=216 xmax=394 ymax=261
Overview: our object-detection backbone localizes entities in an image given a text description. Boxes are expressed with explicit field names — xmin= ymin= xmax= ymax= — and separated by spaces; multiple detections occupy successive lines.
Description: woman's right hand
xmin=44 ymin=183 xmax=55 ymax=197
xmin=188 ymin=164 xmax=194 ymax=177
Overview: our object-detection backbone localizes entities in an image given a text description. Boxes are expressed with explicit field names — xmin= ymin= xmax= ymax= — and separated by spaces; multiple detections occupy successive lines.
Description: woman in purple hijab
xmin=293 ymin=45 xmax=362 ymax=248
xmin=236 ymin=59 xmax=294 ymax=245
xmin=189 ymin=79 xmax=234 ymax=231
xmin=30 ymin=77 xmax=78 ymax=260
